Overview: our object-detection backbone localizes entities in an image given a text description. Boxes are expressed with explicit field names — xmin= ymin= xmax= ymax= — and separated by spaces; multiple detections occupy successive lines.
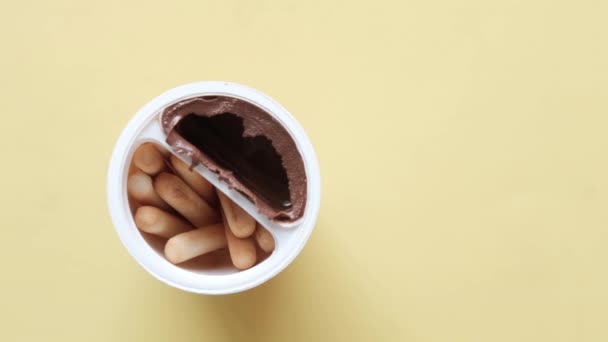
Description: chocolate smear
xmin=161 ymin=96 xmax=306 ymax=222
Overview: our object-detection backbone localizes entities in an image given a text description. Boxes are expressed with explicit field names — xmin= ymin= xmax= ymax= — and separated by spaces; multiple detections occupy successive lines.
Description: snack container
xmin=107 ymin=82 xmax=321 ymax=294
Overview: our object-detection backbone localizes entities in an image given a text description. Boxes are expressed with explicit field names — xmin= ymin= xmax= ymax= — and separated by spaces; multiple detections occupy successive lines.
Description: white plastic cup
xmin=107 ymin=82 xmax=321 ymax=294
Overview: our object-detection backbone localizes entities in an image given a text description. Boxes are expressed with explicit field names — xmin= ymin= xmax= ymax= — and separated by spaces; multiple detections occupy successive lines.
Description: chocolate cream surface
xmin=161 ymin=95 xmax=306 ymax=222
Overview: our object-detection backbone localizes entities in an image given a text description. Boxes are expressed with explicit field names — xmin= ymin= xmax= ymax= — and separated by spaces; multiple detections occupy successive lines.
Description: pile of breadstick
xmin=127 ymin=143 xmax=275 ymax=270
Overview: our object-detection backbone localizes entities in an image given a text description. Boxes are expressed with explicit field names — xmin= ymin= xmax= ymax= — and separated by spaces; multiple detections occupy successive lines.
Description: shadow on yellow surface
xmin=184 ymin=218 xmax=405 ymax=341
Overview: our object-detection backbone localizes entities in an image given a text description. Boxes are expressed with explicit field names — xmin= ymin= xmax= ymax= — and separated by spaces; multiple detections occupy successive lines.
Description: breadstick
xmin=223 ymin=216 xmax=256 ymax=270
xmin=154 ymin=172 xmax=218 ymax=227
xmin=133 ymin=143 xmax=166 ymax=175
xmin=217 ymin=190 xmax=256 ymax=238
xmin=164 ymin=224 xmax=227 ymax=264
xmin=170 ymin=154 xmax=215 ymax=205
xmin=127 ymin=171 xmax=170 ymax=210
xmin=254 ymin=223 xmax=275 ymax=253
xmin=134 ymin=206 xmax=192 ymax=238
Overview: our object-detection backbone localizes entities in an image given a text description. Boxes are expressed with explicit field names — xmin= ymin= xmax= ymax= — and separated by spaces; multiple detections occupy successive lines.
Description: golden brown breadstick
xmin=170 ymin=154 xmax=215 ymax=205
xmin=254 ymin=224 xmax=275 ymax=253
xmin=223 ymin=217 xmax=256 ymax=270
xmin=127 ymin=171 xmax=171 ymax=210
xmin=133 ymin=143 xmax=166 ymax=175
xmin=154 ymin=172 xmax=218 ymax=227
xmin=164 ymin=224 xmax=227 ymax=264
xmin=134 ymin=206 xmax=192 ymax=238
xmin=217 ymin=190 xmax=256 ymax=238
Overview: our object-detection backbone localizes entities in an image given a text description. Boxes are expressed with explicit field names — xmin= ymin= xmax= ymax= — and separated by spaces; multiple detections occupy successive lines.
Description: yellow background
xmin=1 ymin=0 xmax=607 ymax=341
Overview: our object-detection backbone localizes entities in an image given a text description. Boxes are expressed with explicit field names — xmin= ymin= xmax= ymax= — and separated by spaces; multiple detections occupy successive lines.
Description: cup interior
xmin=127 ymin=140 xmax=273 ymax=276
